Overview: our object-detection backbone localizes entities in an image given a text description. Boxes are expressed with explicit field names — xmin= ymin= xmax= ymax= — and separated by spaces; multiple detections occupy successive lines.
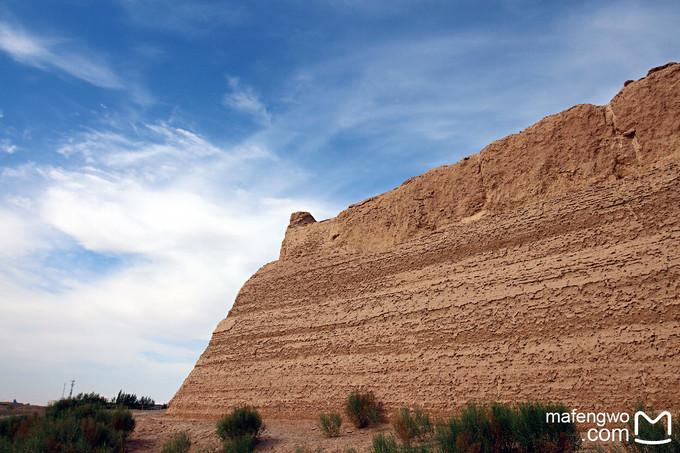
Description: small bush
xmin=216 ymin=405 xmax=265 ymax=441
xmin=161 ymin=430 xmax=191 ymax=453
xmin=223 ymin=433 xmax=255 ymax=453
xmin=112 ymin=407 xmax=136 ymax=437
xmin=372 ymin=432 xmax=400 ymax=453
xmin=392 ymin=408 xmax=433 ymax=445
xmin=345 ymin=389 xmax=383 ymax=429
xmin=318 ymin=412 xmax=342 ymax=438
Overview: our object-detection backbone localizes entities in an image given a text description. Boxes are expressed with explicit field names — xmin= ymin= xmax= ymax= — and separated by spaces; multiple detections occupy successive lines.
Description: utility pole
xmin=68 ymin=380 xmax=75 ymax=398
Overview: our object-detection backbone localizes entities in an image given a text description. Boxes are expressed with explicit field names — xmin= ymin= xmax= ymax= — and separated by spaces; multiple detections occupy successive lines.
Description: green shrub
xmin=514 ymin=401 xmax=580 ymax=452
xmin=160 ymin=430 xmax=191 ymax=453
xmin=345 ymin=389 xmax=383 ymax=429
xmin=620 ymin=404 xmax=680 ymax=453
xmin=112 ymin=407 xmax=136 ymax=437
xmin=372 ymin=432 xmax=400 ymax=453
xmin=392 ymin=408 xmax=433 ymax=445
xmin=318 ymin=412 xmax=343 ymax=438
xmin=45 ymin=398 xmax=80 ymax=419
xmin=371 ymin=433 xmax=432 ymax=453
xmin=216 ymin=405 xmax=265 ymax=441
xmin=435 ymin=401 xmax=581 ymax=453
xmin=437 ymin=401 xmax=500 ymax=453
xmin=0 ymin=415 xmax=31 ymax=440
xmin=223 ymin=433 xmax=255 ymax=453
xmin=75 ymin=392 xmax=110 ymax=407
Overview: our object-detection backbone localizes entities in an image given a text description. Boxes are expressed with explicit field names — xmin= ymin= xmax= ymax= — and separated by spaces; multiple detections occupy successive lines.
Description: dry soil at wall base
xmin=128 ymin=410 xmax=386 ymax=452
xmin=129 ymin=411 xmax=614 ymax=452
xmin=168 ymin=63 xmax=680 ymax=420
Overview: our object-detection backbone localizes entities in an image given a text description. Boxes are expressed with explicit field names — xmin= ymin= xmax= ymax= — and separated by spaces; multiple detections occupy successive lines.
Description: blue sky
xmin=0 ymin=0 xmax=678 ymax=405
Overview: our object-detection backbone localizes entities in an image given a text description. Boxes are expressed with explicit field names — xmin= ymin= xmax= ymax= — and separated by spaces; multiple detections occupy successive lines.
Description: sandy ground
xmin=128 ymin=410 xmax=388 ymax=452
xmin=127 ymin=411 xmax=607 ymax=452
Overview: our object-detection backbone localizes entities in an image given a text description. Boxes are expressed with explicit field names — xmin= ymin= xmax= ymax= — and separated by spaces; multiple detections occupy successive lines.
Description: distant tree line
xmin=113 ymin=390 xmax=163 ymax=410
xmin=52 ymin=391 xmax=164 ymax=410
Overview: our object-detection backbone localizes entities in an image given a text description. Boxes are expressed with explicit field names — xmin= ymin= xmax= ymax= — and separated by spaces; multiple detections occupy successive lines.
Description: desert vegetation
xmin=433 ymin=401 xmax=581 ymax=453
xmin=145 ymin=398 xmax=680 ymax=453
xmin=216 ymin=405 xmax=265 ymax=453
xmin=617 ymin=404 xmax=680 ymax=453
xmin=10 ymin=391 xmax=677 ymax=452
xmin=304 ymin=392 xmax=584 ymax=453
xmin=369 ymin=401 xmax=583 ymax=453
xmin=160 ymin=430 xmax=191 ymax=453
xmin=155 ymin=405 xmax=267 ymax=453
xmin=318 ymin=412 xmax=343 ymax=438
xmin=0 ymin=393 xmax=135 ymax=452
xmin=308 ymin=391 xmax=585 ymax=453
xmin=345 ymin=389 xmax=384 ymax=429
xmin=392 ymin=408 xmax=434 ymax=446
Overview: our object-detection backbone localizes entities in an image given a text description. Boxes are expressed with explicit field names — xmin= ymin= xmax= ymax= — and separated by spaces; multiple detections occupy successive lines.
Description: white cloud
xmin=0 ymin=21 xmax=123 ymax=89
xmin=223 ymin=77 xmax=272 ymax=126
xmin=1 ymin=139 xmax=16 ymax=154
xmin=58 ymin=123 xmax=224 ymax=168
xmin=0 ymin=109 xmax=4 ymax=119
xmin=0 ymin=119 xmax=339 ymax=404
xmin=0 ymin=207 xmax=42 ymax=259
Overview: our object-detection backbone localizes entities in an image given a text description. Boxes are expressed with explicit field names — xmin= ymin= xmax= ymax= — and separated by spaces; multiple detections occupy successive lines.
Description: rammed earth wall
xmin=169 ymin=63 xmax=680 ymax=419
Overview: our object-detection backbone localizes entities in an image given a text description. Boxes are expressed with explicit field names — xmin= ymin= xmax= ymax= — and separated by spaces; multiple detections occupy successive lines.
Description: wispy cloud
xmin=57 ymin=123 xmax=223 ymax=168
xmin=223 ymin=77 xmax=272 ymax=126
xmin=0 ymin=21 xmax=123 ymax=89
xmin=119 ymin=0 xmax=246 ymax=35
xmin=0 ymin=118 xmax=339 ymax=403
xmin=226 ymin=32 xmax=528 ymax=193
xmin=237 ymin=3 xmax=680 ymax=199
xmin=1 ymin=139 xmax=17 ymax=154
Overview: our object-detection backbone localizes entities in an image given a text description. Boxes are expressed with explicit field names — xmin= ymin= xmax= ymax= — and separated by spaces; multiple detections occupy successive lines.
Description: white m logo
xmin=634 ymin=411 xmax=672 ymax=445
